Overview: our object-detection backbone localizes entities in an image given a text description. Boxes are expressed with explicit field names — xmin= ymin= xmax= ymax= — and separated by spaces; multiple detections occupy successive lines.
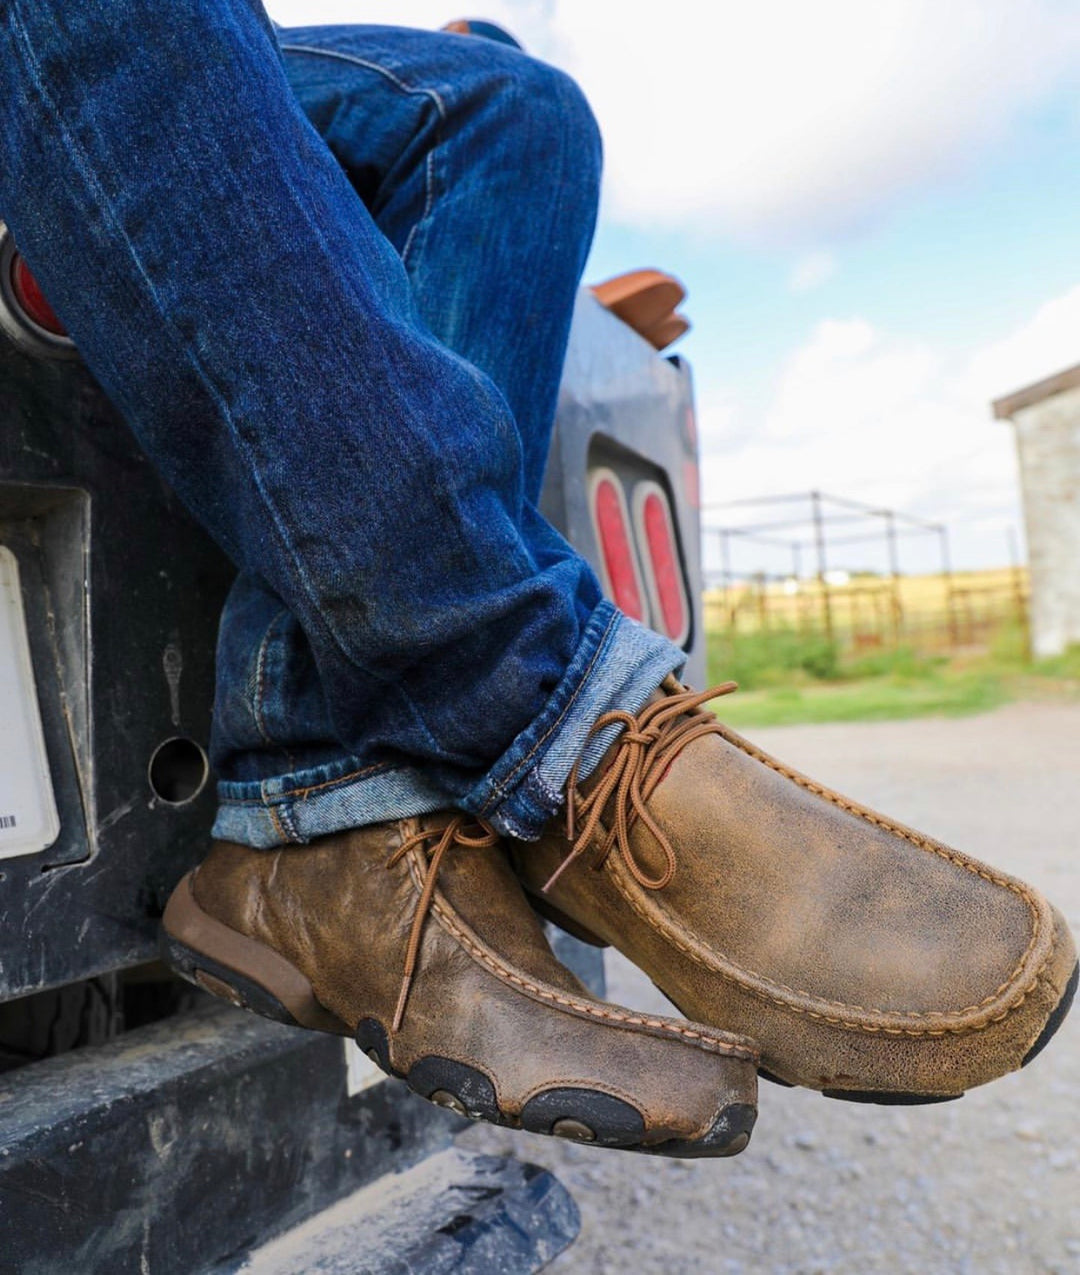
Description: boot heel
xmin=160 ymin=873 xmax=351 ymax=1036
xmin=160 ymin=927 xmax=302 ymax=1027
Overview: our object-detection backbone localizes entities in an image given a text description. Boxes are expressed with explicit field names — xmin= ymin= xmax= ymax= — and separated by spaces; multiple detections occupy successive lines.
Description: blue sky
xmin=269 ymin=1 xmax=1080 ymax=572
xmin=589 ymin=99 xmax=1080 ymax=415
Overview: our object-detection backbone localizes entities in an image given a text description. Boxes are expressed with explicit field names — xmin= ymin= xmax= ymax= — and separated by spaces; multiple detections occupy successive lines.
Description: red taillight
xmin=634 ymin=481 xmax=690 ymax=646
xmin=10 ymin=254 xmax=66 ymax=337
xmin=589 ymin=468 xmax=645 ymax=621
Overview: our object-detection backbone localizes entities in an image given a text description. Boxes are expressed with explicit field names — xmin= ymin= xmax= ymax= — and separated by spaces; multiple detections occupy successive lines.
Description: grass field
xmin=703 ymin=566 xmax=1027 ymax=654
xmin=705 ymin=622 xmax=1080 ymax=729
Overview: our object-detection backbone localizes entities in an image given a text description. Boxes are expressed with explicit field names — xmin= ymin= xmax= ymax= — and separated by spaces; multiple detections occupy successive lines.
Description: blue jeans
xmin=0 ymin=2 xmax=684 ymax=843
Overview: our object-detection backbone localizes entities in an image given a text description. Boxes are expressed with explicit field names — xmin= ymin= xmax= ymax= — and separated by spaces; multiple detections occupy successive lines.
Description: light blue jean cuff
xmin=211 ymin=601 xmax=684 ymax=847
xmin=464 ymin=603 xmax=685 ymax=839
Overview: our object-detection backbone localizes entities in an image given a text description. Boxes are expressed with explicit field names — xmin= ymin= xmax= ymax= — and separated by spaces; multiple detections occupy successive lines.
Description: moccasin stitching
xmin=716 ymin=723 xmax=1053 ymax=1009
xmin=603 ymin=823 xmax=1057 ymax=1037
xmin=399 ymin=848 xmax=758 ymax=1061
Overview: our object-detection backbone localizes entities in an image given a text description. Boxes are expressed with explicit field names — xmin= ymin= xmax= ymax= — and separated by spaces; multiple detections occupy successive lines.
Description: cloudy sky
xmin=267 ymin=0 xmax=1080 ymax=571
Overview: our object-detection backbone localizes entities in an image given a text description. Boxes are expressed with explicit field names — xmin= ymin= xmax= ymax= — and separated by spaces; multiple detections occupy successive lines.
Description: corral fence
xmin=701 ymin=491 xmax=1029 ymax=656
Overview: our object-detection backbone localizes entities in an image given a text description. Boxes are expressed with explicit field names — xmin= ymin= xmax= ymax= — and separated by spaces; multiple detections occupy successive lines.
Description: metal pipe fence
xmin=702 ymin=491 xmax=1029 ymax=657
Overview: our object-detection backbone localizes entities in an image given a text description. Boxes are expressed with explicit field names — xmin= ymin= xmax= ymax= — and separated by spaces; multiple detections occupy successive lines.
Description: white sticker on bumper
xmin=0 ymin=544 xmax=60 ymax=859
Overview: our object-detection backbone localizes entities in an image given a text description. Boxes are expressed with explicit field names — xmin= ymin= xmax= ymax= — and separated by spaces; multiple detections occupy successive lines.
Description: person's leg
xmin=0 ymin=0 xmax=682 ymax=849
xmin=209 ymin=21 xmax=621 ymax=841
xmin=0 ymin=1 xmax=762 ymax=1155
xmin=279 ymin=23 xmax=593 ymax=506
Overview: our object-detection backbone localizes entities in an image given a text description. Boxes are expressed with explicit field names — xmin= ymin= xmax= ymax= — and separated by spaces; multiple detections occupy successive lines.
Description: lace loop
xmin=387 ymin=815 xmax=499 ymax=1031
xmin=543 ymin=682 xmax=738 ymax=896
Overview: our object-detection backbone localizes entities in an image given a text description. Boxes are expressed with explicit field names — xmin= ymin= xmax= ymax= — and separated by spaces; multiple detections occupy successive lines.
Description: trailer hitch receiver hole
xmin=149 ymin=737 xmax=209 ymax=805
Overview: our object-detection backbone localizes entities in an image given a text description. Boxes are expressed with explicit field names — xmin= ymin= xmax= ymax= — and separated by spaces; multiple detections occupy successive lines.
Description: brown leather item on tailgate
xmin=591 ymin=269 xmax=691 ymax=350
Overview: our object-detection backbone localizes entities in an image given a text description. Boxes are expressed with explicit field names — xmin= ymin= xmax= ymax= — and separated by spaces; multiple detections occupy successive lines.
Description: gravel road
xmin=461 ymin=702 xmax=1080 ymax=1275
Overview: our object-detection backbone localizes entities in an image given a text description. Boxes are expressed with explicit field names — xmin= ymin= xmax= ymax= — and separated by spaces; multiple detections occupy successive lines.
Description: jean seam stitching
xmin=221 ymin=760 xmax=395 ymax=805
xmin=478 ymin=607 xmax=618 ymax=815
xmin=401 ymin=148 xmax=439 ymax=267
xmin=252 ymin=606 xmax=291 ymax=746
xmin=275 ymin=802 xmax=302 ymax=842
xmin=278 ymin=43 xmax=447 ymax=267
xmin=279 ymin=43 xmax=450 ymax=116
xmin=265 ymin=802 xmax=291 ymax=843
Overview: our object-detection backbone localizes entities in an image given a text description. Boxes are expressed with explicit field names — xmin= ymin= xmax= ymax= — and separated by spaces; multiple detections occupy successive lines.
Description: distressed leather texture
xmin=189 ymin=812 xmax=759 ymax=1144
xmin=514 ymin=685 xmax=1077 ymax=1096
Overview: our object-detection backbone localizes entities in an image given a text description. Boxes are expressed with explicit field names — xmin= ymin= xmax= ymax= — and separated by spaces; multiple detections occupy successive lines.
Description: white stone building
xmin=993 ymin=364 xmax=1080 ymax=657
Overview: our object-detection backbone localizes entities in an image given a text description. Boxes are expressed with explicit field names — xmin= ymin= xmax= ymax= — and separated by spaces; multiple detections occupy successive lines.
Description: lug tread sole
xmin=159 ymin=878 xmax=753 ymax=1158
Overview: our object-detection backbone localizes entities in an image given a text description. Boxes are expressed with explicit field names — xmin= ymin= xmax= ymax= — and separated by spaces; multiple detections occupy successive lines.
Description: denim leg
xmin=279 ymin=24 xmax=599 ymax=506
xmin=212 ymin=23 xmax=610 ymax=800
xmin=0 ymin=3 xmax=684 ymax=843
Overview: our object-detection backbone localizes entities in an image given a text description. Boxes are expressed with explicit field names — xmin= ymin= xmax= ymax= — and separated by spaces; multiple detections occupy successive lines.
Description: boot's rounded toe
xmin=513 ymin=681 xmax=1079 ymax=1103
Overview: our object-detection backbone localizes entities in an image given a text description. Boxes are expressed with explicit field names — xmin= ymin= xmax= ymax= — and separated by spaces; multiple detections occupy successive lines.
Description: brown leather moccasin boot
xmin=161 ymin=812 xmax=759 ymax=1156
xmin=512 ymin=679 xmax=1078 ymax=1103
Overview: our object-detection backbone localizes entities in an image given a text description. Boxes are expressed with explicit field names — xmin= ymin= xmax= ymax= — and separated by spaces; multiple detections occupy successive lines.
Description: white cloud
xmin=789 ymin=252 xmax=836 ymax=294
xmin=698 ymin=285 xmax=1080 ymax=569
xmin=701 ymin=318 xmax=981 ymax=521
xmin=963 ymin=284 xmax=1080 ymax=405
xmin=270 ymin=0 xmax=1080 ymax=244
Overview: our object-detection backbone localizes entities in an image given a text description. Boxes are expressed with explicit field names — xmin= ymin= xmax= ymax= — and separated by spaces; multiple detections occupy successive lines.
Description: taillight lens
xmin=10 ymin=254 xmax=66 ymax=337
xmin=633 ymin=481 xmax=690 ymax=646
xmin=589 ymin=468 xmax=646 ymax=622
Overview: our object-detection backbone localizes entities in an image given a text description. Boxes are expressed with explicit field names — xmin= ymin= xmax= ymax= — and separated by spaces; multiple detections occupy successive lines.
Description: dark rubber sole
xmin=159 ymin=878 xmax=753 ymax=1159
xmin=1022 ymin=960 xmax=1077 ymax=1067
xmin=355 ymin=1017 xmax=754 ymax=1158
xmin=821 ymin=1086 xmax=961 ymax=1106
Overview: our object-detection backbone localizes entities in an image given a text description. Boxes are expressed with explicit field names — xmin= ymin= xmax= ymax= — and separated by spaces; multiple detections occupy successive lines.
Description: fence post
xmin=811 ymin=491 xmax=834 ymax=642
xmin=885 ymin=511 xmax=903 ymax=642
xmin=938 ymin=525 xmax=959 ymax=646
xmin=720 ymin=528 xmax=735 ymax=629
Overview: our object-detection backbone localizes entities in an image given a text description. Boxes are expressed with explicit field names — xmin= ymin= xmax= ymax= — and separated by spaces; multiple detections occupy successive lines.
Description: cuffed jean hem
xmin=463 ymin=602 xmax=686 ymax=840
xmin=211 ymin=764 xmax=450 ymax=849
xmin=211 ymin=601 xmax=685 ymax=848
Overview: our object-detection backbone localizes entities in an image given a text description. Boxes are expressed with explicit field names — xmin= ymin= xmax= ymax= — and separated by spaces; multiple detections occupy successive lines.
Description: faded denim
xmin=0 ymin=3 xmax=685 ymax=843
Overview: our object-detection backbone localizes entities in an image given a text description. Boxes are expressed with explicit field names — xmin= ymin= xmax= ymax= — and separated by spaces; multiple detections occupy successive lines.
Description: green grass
xmin=706 ymin=627 xmax=1080 ymax=728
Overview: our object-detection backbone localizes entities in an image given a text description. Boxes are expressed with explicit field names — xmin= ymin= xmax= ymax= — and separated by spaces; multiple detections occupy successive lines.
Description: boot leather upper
xmin=188 ymin=812 xmax=759 ymax=1144
xmin=513 ymin=688 xmax=1077 ymax=1096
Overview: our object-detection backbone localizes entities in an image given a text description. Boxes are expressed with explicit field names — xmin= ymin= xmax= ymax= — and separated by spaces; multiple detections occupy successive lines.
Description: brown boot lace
xmin=542 ymin=683 xmax=738 ymax=895
xmin=387 ymin=815 xmax=500 ymax=1031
